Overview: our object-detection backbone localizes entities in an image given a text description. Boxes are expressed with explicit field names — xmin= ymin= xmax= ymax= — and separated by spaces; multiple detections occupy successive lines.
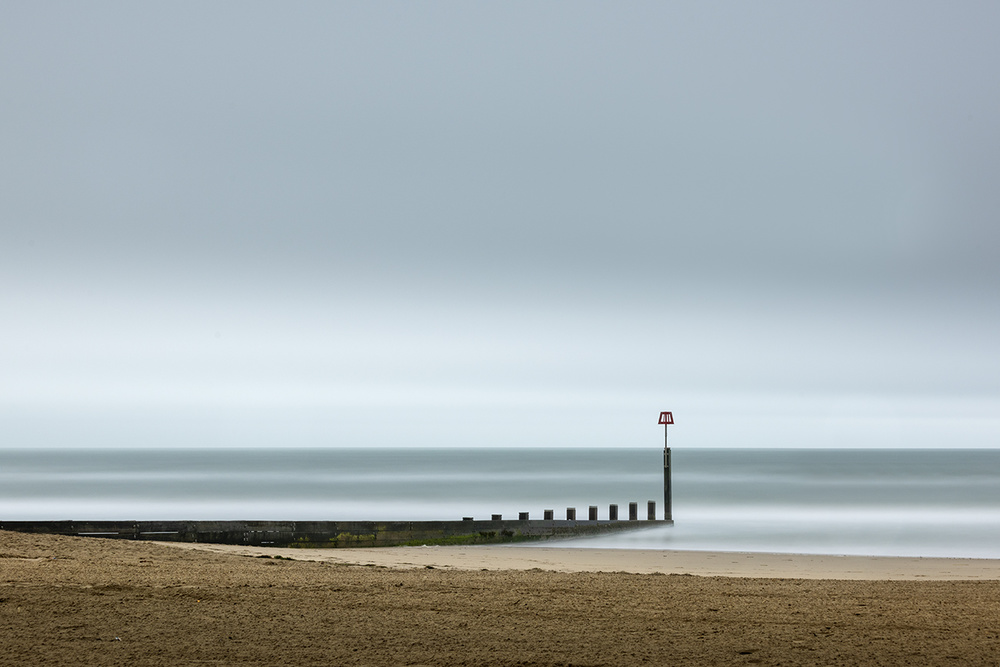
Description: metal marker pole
xmin=663 ymin=423 xmax=672 ymax=521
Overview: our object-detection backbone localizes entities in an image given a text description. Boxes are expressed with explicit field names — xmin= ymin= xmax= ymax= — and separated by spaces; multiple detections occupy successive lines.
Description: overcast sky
xmin=2 ymin=2 xmax=998 ymax=449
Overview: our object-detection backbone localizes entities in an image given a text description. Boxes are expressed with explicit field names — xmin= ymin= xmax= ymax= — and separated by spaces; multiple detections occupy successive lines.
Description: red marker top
xmin=658 ymin=411 xmax=673 ymax=425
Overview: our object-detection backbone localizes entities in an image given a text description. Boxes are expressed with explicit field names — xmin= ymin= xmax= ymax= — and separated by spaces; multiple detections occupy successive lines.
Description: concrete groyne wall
xmin=0 ymin=518 xmax=671 ymax=548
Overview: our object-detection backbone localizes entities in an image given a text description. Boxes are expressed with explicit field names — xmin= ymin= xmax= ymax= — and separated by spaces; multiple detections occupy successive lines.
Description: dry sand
xmin=3 ymin=530 xmax=1000 ymax=666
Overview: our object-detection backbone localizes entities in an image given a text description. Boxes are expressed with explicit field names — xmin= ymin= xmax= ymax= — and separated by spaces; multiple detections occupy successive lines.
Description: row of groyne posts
xmin=464 ymin=410 xmax=675 ymax=525
xmin=465 ymin=500 xmax=661 ymax=523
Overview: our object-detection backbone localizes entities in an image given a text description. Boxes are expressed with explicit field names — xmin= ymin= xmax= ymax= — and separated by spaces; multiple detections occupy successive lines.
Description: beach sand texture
xmin=3 ymin=530 xmax=1000 ymax=666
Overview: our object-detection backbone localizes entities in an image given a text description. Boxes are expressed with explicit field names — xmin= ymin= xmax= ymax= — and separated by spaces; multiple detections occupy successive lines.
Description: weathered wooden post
xmin=518 ymin=512 xmax=529 ymax=521
xmin=628 ymin=502 xmax=638 ymax=521
xmin=589 ymin=506 xmax=598 ymax=521
xmin=609 ymin=504 xmax=618 ymax=521
xmin=543 ymin=509 xmax=554 ymax=520
xmin=491 ymin=514 xmax=502 ymax=521
xmin=566 ymin=507 xmax=576 ymax=520
xmin=658 ymin=411 xmax=674 ymax=521
xmin=647 ymin=500 xmax=656 ymax=520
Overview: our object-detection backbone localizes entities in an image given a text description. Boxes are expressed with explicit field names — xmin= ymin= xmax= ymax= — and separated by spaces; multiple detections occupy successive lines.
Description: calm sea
xmin=1 ymin=448 xmax=998 ymax=558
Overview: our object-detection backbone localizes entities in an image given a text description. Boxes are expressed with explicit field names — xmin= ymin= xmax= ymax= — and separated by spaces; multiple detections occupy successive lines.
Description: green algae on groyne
xmin=1 ymin=518 xmax=671 ymax=548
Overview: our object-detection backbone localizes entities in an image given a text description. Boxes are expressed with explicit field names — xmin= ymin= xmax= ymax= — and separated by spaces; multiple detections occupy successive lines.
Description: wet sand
xmin=3 ymin=530 xmax=1000 ymax=665
xmin=164 ymin=541 xmax=1000 ymax=580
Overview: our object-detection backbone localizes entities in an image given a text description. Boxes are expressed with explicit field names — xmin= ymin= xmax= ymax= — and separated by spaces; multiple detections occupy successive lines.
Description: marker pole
xmin=663 ymin=423 xmax=672 ymax=521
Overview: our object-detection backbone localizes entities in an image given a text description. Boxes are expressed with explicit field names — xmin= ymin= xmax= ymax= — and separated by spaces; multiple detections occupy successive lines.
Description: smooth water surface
xmin=2 ymin=448 xmax=998 ymax=558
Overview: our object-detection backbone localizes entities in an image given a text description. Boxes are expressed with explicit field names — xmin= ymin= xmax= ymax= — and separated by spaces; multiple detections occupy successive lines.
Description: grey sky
xmin=2 ymin=2 xmax=998 ymax=448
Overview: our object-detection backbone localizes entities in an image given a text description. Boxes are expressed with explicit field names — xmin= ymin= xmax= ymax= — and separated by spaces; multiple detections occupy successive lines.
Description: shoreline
xmin=157 ymin=542 xmax=1000 ymax=580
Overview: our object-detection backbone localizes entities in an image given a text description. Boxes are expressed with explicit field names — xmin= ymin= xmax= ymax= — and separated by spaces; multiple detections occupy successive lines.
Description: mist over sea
xmin=2 ymin=448 xmax=998 ymax=559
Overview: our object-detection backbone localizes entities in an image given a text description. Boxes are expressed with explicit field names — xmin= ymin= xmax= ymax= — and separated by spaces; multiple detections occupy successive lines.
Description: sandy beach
xmin=3 ymin=530 xmax=1000 ymax=666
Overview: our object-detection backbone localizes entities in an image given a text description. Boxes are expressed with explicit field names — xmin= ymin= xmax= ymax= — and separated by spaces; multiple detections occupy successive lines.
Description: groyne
xmin=1 ymin=516 xmax=671 ymax=548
